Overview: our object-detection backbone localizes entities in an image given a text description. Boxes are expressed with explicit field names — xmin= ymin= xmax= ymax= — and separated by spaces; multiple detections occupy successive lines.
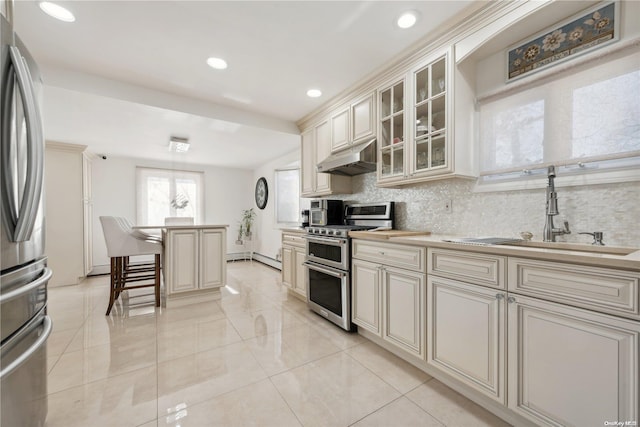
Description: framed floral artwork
xmin=507 ymin=1 xmax=619 ymax=82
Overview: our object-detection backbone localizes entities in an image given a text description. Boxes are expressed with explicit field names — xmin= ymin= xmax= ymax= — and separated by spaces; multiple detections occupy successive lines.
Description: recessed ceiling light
xmin=39 ymin=2 xmax=75 ymax=22
xmin=307 ymin=89 xmax=322 ymax=98
xmin=397 ymin=11 xmax=417 ymax=29
xmin=206 ymin=57 xmax=228 ymax=70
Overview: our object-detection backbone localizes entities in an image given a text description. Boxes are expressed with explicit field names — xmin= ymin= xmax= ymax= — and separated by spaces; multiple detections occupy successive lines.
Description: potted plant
xmin=235 ymin=224 xmax=244 ymax=245
xmin=242 ymin=208 xmax=256 ymax=238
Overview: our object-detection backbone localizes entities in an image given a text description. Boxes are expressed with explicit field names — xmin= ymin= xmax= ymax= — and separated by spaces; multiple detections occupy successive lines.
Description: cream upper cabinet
xmin=300 ymin=120 xmax=352 ymax=197
xmin=377 ymin=76 xmax=406 ymax=180
xmin=330 ymin=107 xmax=350 ymax=152
xmin=330 ymin=92 xmax=376 ymax=153
xmin=301 ymin=129 xmax=315 ymax=195
xmin=1 ymin=0 xmax=9 ymax=21
xmin=410 ymin=54 xmax=449 ymax=176
xmin=508 ymin=294 xmax=639 ymax=427
xmin=314 ymin=120 xmax=332 ymax=194
xmin=351 ymin=93 xmax=375 ymax=141
xmin=377 ymin=47 xmax=476 ymax=186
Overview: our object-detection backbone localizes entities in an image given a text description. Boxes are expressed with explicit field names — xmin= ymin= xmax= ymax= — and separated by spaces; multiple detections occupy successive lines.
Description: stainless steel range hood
xmin=316 ymin=138 xmax=376 ymax=176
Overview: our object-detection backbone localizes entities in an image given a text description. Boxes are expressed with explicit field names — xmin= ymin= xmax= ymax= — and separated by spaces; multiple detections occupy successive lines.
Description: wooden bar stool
xmin=99 ymin=216 xmax=163 ymax=315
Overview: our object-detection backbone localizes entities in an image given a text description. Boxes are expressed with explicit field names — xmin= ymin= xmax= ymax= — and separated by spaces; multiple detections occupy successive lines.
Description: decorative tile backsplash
xmin=333 ymin=173 xmax=639 ymax=247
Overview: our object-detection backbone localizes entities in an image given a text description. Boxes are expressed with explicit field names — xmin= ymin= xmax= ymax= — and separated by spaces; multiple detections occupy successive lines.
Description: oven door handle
xmin=303 ymin=261 xmax=347 ymax=278
xmin=304 ymin=236 xmax=347 ymax=245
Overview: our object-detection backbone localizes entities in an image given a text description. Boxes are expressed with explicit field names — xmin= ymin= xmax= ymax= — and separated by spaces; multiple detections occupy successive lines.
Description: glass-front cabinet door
xmin=378 ymin=78 xmax=405 ymax=181
xmin=413 ymin=54 xmax=447 ymax=174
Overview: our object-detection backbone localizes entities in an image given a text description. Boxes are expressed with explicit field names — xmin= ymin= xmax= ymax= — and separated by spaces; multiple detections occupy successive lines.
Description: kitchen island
xmin=135 ymin=224 xmax=228 ymax=307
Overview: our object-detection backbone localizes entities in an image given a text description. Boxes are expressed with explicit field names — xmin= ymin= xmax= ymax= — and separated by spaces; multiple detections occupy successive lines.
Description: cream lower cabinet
xmin=425 ymin=248 xmax=639 ymax=426
xmin=352 ymin=259 xmax=382 ymax=334
xmin=427 ymin=276 xmax=506 ymax=404
xmin=507 ymin=294 xmax=639 ymax=427
xmin=426 ymin=248 xmax=507 ymax=404
xmin=165 ymin=228 xmax=226 ymax=304
xmin=352 ymin=240 xmax=425 ymax=359
xmin=281 ymin=231 xmax=307 ymax=299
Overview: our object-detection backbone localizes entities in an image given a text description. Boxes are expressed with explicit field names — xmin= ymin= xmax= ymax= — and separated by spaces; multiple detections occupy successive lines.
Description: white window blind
xmin=136 ymin=167 xmax=204 ymax=225
xmin=479 ymin=47 xmax=640 ymax=178
xmin=275 ymin=168 xmax=300 ymax=225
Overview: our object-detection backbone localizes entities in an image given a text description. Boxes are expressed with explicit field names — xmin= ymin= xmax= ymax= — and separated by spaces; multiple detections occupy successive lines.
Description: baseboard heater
xmin=89 ymin=253 xmax=283 ymax=277
xmin=227 ymin=252 xmax=281 ymax=270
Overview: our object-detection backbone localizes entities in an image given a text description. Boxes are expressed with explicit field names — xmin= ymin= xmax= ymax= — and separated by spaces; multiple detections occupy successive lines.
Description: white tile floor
xmin=43 ymin=261 xmax=511 ymax=427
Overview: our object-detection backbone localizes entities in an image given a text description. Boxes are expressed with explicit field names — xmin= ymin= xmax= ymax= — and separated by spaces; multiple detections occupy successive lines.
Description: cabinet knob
xmin=507 ymin=296 xmax=516 ymax=304
xmin=495 ymin=293 xmax=504 ymax=300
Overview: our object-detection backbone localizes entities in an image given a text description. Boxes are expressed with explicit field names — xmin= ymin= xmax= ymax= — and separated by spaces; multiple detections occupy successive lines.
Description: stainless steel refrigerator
xmin=1 ymin=12 xmax=52 ymax=427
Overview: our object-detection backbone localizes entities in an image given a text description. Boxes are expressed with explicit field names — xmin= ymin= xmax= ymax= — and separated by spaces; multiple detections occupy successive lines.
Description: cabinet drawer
xmin=353 ymin=240 xmax=425 ymax=272
xmin=508 ymin=258 xmax=640 ymax=320
xmin=428 ymin=249 xmax=506 ymax=289
xmin=282 ymin=232 xmax=306 ymax=248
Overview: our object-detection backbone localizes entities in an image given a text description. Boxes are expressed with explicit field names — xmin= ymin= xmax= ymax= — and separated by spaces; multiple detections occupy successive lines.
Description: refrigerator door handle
xmin=0 ymin=267 xmax=51 ymax=304
xmin=0 ymin=46 xmax=44 ymax=243
xmin=0 ymin=315 xmax=51 ymax=379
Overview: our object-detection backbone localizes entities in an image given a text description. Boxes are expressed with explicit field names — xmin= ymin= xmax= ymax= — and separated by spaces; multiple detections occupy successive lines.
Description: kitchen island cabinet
xmin=161 ymin=225 xmax=227 ymax=307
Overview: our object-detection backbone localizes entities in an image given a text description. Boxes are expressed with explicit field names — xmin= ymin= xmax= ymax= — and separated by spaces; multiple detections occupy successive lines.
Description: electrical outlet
xmin=444 ymin=199 xmax=452 ymax=213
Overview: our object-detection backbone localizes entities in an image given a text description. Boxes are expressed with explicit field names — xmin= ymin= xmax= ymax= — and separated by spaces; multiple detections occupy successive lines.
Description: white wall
xmin=91 ymin=155 xmax=252 ymax=270
xmin=251 ymin=149 xmax=301 ymax=263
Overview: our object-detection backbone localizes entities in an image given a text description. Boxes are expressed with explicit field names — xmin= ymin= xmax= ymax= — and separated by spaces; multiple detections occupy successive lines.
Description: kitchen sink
xmin=443 ymin=237 xmax=637 ymax=256
xmin=498 ymin=240 xmax=637 ymax=256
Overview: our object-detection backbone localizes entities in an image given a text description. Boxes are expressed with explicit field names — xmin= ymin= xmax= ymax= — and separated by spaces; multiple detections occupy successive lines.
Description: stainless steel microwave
xmin=309 ymin=199 xmax=343 ymax=226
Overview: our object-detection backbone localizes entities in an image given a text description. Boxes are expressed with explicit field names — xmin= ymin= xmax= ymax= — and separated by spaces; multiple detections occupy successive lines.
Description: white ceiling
xmin=13 ymin=0 xmax=478 ymax=168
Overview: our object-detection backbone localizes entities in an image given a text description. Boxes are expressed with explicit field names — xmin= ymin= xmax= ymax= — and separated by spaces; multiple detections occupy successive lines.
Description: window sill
xmin=474 ymin=167 xmax=640 ymax=193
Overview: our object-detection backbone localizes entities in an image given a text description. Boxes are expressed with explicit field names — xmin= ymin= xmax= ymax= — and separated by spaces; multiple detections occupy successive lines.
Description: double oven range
xmin=303 ymin=202 xmax=394 ymax=331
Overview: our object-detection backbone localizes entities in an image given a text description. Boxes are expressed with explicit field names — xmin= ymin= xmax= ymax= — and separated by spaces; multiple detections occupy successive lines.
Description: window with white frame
xmin=275 ymin=168 xmax=300 ymax=225
xmin=136 ymin=167 xmax=204 ymax=225
xmin=478 ymin=47 xmax=640 ymax=182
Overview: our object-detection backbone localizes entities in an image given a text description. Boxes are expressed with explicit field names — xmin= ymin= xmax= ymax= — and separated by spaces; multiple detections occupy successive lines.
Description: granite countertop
xmin=350 ymin=231 xmax=640 ymax=271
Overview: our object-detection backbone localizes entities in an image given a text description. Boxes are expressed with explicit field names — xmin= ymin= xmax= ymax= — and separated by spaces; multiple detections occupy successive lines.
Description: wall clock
xmin=255 ymin=177 xmax=268 ymax=209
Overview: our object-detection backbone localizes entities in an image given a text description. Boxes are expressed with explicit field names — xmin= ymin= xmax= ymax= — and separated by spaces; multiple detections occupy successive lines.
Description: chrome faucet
xmin=543 ymin=166 xmax=571 ymax=242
